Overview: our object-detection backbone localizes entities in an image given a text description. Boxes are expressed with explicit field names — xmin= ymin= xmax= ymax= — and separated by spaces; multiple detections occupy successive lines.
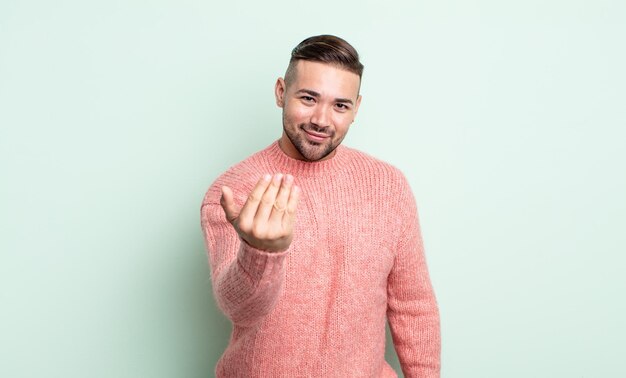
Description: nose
xmin=310 ymin=104 xmax=332 ymax=128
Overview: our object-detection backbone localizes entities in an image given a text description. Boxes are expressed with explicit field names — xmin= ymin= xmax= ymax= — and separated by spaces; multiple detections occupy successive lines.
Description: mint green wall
xmin=1 ymin=1 xmax=624 ymax=377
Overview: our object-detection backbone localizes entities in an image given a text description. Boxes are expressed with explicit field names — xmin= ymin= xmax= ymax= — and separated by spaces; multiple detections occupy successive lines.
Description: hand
xmin=220 ymin=173 xmax=301 ymax=253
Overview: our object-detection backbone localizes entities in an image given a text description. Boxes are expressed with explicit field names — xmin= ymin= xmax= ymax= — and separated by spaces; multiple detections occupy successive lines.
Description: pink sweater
xmin=201 ymin=141 xmax=440 ymax=377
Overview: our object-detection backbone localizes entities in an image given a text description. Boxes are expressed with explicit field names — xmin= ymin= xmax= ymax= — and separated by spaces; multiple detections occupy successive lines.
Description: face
xmin=275 ymin=60 xmax=362 ymax=162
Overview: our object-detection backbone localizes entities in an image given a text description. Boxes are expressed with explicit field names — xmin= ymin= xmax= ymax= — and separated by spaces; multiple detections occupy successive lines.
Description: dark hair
xmin=284 ymin=35 xmax=364 ymax=87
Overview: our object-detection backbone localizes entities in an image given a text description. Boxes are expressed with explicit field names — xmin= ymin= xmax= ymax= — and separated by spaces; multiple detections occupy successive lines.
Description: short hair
xmin=284 ymin=35 xmax=364 ymax=88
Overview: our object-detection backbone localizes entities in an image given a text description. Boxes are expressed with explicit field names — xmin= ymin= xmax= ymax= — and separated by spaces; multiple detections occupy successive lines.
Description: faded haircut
xmin=284 ymin=35 xmax=364 ymax=90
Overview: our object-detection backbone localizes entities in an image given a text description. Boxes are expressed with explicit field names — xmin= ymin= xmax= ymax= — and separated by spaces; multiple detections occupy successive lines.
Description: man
xmin=200 ymin=35 xmax=440 ymax=377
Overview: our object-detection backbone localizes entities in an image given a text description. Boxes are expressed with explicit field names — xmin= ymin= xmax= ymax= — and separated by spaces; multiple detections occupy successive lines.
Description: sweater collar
xmin=263 ymin=139 xmax=349 ymax=177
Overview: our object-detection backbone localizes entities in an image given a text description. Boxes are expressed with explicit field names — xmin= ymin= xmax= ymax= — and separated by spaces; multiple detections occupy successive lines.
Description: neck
xmin=265 ymin=139 xmax=348 ymax=178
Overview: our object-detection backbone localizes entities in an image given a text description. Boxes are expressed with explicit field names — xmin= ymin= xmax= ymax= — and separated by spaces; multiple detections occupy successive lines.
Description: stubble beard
xmin=283 ymin=116 xmax=339 ymax=162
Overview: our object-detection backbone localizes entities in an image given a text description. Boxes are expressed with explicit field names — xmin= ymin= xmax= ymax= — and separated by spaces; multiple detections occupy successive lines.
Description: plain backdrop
xmin=1 ymin=1 xmax=625 ymax=377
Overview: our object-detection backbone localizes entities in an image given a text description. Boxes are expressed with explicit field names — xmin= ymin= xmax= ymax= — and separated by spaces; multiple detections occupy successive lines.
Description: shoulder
xmin=341 ymin=145 xmax=411 ymax=190
xmin=341 ymin=145 xmax=419 ymax=231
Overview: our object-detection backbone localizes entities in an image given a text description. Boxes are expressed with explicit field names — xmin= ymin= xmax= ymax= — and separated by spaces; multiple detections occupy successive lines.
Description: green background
xmin=1 ymin=0 xmax=625 ymax=377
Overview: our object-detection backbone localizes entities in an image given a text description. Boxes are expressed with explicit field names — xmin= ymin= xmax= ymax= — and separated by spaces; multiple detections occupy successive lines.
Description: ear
xmin=275 ymin=78 xmax=286 ymax=107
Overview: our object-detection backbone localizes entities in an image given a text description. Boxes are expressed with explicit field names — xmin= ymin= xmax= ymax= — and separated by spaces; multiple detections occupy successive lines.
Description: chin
xmin=301 ymin=143 xmax=336 ymax=161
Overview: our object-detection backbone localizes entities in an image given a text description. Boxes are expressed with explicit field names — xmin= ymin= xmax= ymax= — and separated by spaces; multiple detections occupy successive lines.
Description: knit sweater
xmin=200 ymin=140 xmax=440 ymax=377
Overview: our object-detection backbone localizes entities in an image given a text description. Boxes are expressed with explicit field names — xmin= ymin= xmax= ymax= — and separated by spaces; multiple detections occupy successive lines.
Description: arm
xmin=200 ymin=174 xmax=300 ymax=327
xmin=201 ymin=202 xmax=288 ymax=327
xmin=387 ymin=179 xmax=441 ymax=378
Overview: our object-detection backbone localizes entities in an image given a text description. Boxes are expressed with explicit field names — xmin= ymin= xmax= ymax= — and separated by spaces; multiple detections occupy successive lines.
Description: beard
xmin=283 ymin=120 xmax=340 ymax=162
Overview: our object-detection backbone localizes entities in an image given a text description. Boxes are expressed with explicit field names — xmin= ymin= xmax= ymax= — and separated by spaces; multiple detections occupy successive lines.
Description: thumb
xmin=220 ymin=186 xmax=239 ymax=223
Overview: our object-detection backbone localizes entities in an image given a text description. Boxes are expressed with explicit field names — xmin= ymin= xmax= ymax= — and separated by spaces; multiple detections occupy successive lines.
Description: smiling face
xmin=275 ymin=60 xmax=362 ymax=162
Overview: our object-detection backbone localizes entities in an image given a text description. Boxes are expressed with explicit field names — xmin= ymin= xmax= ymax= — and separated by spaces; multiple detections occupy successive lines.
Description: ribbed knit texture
xmin=200 ymin=140 xmax=440 ymax=378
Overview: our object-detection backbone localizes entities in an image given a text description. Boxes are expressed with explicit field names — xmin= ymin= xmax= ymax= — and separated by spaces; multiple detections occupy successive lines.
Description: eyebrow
xmin=295 ymin=89 xmax=354 ymax=105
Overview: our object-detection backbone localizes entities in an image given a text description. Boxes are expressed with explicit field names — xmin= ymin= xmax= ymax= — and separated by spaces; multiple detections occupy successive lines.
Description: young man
xmin=201 ymin=35 xmax=440 ymax=377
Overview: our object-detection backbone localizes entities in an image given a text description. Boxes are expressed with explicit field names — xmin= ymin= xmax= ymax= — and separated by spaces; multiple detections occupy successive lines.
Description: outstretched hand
xmin=220 ymin=174 xmax=301 ymax=253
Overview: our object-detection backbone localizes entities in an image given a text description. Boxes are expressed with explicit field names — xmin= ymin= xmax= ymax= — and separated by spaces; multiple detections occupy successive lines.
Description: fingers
xmin=255 ymin=173 xmax=285 ymax=222
xmin=223 ymin=173 xmax=301 ymax=252
xmin=220 ymin=186 xmax=238 ymax=223
xmin=282 ymin=183 xmax=301 ymax=229
xmin=268 ymin=174 xmax=294 ymax=223
xmin=231 ymin=173 xmax=300 ymax=241
xmin=237 ymin=174 xmax=272 ymax=230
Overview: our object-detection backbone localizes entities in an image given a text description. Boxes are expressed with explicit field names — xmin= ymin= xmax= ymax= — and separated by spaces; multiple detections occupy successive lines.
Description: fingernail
xmin=274 ymin=173 xmax=283 ymax=183
xmin=263 ymin=174 xmax=271 ymax=181
xmin=285 ymin=174 xmax=294 ymax=184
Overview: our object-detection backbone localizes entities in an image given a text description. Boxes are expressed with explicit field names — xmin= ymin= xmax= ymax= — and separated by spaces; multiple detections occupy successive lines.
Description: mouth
xmin=303 ymin=129 xmax=331 ymax=142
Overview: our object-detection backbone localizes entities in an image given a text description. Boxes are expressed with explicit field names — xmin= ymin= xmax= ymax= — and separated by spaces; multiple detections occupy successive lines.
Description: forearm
xmin=387 ymin=234 xmax=441 ymax=377
xmin=212 ymin=240 xmax=288 ymax=327
xmin=388 ymin=298 xmax=440 ymax=377
xmin=202 ymin=201 xmax=288 ymax=327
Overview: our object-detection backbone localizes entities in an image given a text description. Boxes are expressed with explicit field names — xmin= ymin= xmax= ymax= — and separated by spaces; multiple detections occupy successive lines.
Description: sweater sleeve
xmin=200 ymin=201 xmax=288 ymax=327
xmin=387 ymin=177 xmax=441 ymax=378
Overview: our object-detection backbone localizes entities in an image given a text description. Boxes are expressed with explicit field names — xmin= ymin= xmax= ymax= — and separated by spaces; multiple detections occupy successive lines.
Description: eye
xmin=335 ymin=103 xmax=350 ymax=111
xmin=301 ymin=96 xmax=315 ymax=103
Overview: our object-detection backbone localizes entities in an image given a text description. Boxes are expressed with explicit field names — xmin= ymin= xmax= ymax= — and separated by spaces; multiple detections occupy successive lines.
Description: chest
xmin=287 ymin=188 xmax=397 ymax=284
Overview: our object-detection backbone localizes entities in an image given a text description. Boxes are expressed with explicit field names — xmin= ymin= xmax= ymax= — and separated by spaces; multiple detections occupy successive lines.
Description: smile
xmin=304 ymin=129 xmax=330 ymax=142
